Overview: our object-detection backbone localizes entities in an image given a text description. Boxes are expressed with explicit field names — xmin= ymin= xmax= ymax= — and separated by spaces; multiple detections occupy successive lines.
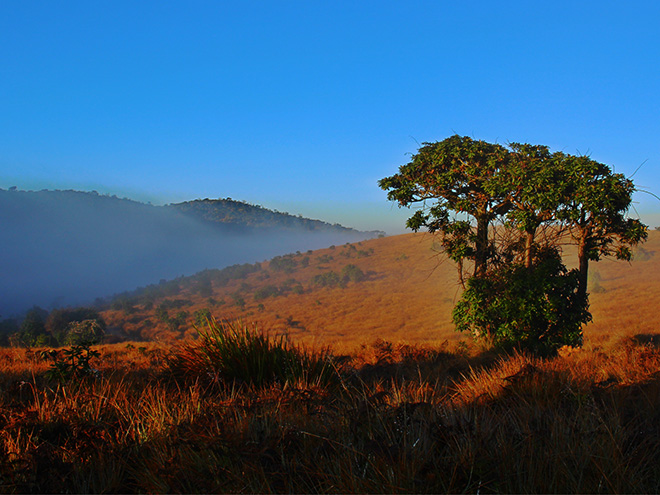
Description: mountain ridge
xmin=0 ymin=188 xmax=382 ymax=315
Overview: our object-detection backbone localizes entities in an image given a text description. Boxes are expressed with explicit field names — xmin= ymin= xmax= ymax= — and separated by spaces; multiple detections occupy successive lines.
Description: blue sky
xmin=1 ymin=1 xmax=659 ymax=233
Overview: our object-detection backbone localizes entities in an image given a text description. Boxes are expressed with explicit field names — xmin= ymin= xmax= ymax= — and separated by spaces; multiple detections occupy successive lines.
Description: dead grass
xmin=100 ymin=231 xmax=660 ymax=353
xmin=3 ymin=333 xmax=660 ymax=493
xmin=7 ymin=231 xmax=657 ymax=491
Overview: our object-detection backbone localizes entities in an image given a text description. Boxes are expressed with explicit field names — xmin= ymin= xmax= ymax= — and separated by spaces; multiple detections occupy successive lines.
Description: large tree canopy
xmin=379 ymin=135 xmax=510 ymax=280
xmin=380 ymin=135 xmax=647 ymax=354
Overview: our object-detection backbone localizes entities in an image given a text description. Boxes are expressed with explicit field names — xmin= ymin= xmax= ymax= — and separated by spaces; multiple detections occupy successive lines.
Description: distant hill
xmin=100 ymin=231 xmax=660 ymax=352
xmin=169 ymin=198 xmax=383 ymax=236
xmin=0 ymin=189 xmax=382 ymax=315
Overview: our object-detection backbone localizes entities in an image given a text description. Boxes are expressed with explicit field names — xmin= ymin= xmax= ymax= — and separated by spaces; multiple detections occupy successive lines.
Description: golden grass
xmin=3 ymin=334 xmax=660 ymax=492
xmin=5 ymin=231 xmax=660 ymax=492
xmin=101 ymin=230 xmax=660 ymax=354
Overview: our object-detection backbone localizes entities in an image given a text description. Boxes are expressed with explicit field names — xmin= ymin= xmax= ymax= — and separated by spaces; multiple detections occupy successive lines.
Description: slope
xmin=102 ymin=230 xmax=660 ymax=352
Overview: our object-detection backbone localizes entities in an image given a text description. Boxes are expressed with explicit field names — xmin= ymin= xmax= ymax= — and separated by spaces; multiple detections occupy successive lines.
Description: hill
xmin=169 ymin=197 xmax=383 ymax=236
xmin=0 ymin=189 xmax=380 ymax=315
xmin=101 ymin=230 xmax=660 ymax=352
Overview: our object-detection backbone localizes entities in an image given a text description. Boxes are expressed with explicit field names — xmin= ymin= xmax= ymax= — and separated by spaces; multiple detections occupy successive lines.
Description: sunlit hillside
xmin=101 ymin=230 xmax=660 ymax=352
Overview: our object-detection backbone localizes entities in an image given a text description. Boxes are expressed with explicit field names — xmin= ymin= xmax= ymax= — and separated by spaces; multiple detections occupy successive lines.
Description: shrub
xmin=44 ymin=341 xmax=101 ymax=382
xmin=453 ymin=252 xmax=590 ymax=356
xmin=231 ymin=293 xmax=246 ymax=309
xmin=46 ymin=307 xmax=106 ymax=345
xmin=312 ymin=271 xmax=341 ymax=288
xmin=316 ymin=254 xmax=333 ymax=264
xmin=193 ymin=308 xmax=212 ymax=328
xmin=269 ymin=255 xmax=298 ymax=273
xmin=64 ymin=319 xmax=105 ymax=345
xmin=254 ymin=285 xmax=280 ymax=301
xmin=342 ymin=264 xmax=366 ymax=283
xmin=167 ymin=319 xmax=336 ymax=387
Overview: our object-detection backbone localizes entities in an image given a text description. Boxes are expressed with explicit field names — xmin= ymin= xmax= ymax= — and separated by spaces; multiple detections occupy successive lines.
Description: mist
xmin=0 ymin=189 xmax=375 ymax=316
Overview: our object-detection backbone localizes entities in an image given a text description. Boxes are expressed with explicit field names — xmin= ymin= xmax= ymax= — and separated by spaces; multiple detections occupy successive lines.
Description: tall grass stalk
xmin=167 ymin=318 xmax=337 ymax=388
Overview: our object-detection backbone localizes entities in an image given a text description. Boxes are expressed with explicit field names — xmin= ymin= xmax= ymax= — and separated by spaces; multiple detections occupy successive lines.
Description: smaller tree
xmin=379 ymin=135 xmax=511 ymax=281
xmin=11 ymin=307 xmax=51 ymax=347
xmin=453 ymin=248 xmax=589 ymax=356
xmin=46 ymin=307 xmax=106 ymax=345
xmin=555 ymin=154 xmax=647 ymax=298
xmin=64 ymin=319 xmax=105 ymax=345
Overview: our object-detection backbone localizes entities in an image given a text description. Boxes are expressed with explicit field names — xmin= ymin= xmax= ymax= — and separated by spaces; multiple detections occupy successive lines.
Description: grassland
xmin=2 ymin=231 xmax=660 ymax=493
xmin=3 ymin=329 xmax=660 ymax=493
xmin=102 ymin=231 xmax=660 ymax=352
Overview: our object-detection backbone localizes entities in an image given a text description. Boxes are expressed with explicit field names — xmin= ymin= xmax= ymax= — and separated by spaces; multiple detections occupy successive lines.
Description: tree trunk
xmin=524 ymin=229 xmax=535 ymax=268
xmin=474 ymin=214 xmax=489 ymax=278
xmin=577 ymin=237 xmax=589 ymax=298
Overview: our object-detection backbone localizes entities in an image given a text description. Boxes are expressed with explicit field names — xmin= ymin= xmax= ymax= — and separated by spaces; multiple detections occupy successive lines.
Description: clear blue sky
xmin=1 ymin=1 xmax=659 ymax=233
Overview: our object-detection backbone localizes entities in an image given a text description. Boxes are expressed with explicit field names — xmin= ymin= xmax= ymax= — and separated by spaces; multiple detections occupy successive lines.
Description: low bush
xmin=167 ymin=319 xmax=336 ymax=388
xmin=43 ymin=341 xmax=101 ymax=382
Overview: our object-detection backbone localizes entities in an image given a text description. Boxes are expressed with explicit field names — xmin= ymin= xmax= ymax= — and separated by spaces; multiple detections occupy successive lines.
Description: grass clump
xmin=167 ymin=318 xmax=336 ymax=388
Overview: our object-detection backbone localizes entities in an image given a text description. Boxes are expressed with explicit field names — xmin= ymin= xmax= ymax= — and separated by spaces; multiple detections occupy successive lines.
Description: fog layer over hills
xmin=0 ymin=189 xmax=379 ymax=315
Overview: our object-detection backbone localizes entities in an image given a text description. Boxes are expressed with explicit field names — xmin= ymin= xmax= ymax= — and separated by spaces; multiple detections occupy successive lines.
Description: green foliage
xmin=269 ymin=255 xmax=298 ymax=273
xmin=111 ymin=297 xmax=136 ymax=314
xmin=316 ymin=254 xmax=333 ymax=264
xmin=10 ymin=307 xmax=52 ymax=347
xmin=453 ymin=251 xmax=590 ymax=356
xmin=106 ymin=264 xmax=260 ymax=311
xmin=380 ymin=134 xmax=647 ymax=355
xmin=167 ymin=319 xmax=336 ymax=387
xmin=155 ymin=306 xmax=169 ymax=323
xmin=231 ymin=292 xmax=246 ymax=309
xmin=194 ymin=278 xmax=213 ymax=297
xmin=169 ymin=197 xmax=367 ymax=234
xmin=291 ymin=284 xmax=304 ymax=295
xmin=193 ymin=308 xmax=212 ymax=328
xmin=254 ymin=285 xmax=280 ymax=301
xmin=46 ymin=307 xmax=106 ymax=345
xmin=357 ymin=249 xmax=373 ymax=258
xmin=168 ymin=311 xmax=189 ymax=331
xmin=312 ymin=271 xmax=342 ymax=288
xmin=158 ymin=299 xmax=192 ymax=310
xmin=44 ymin=341 xmax=101 ymax=382
xmin=64 ymin=319 xmax=105 ymax=345
xmin=342 ymin=264 xmax=366 ymax=283
xmin=313 ymin=265 xmax=367 ymax=289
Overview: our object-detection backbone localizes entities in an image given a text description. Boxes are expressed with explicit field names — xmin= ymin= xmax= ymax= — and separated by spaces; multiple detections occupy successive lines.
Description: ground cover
xmin=2 ymin=329 xmax=660 ymax=493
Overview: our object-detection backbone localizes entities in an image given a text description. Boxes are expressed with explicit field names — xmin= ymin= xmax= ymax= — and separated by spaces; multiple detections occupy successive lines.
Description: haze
xmin=0 ymin=190 xmax=374 ymax=315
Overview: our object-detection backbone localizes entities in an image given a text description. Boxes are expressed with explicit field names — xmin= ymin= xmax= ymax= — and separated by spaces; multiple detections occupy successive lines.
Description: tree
xmin=64 ymin=319 xmax=105 ymax=345
xmin=380 ymin=135 xmax=647 ymax=354
xmin=379 ymin=135 xmax=510 ymax=282
xmin=498 ymin=143 xmax=565 ymax=268
xmin=11 ymin=306 xmax=51 ymax=347
xmin=553 ymin=153 xmax=647 ymax=298
xmin=46 ymin=307 xmax=107 ymax=345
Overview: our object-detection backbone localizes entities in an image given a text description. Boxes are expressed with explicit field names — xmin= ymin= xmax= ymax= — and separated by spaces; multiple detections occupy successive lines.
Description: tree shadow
xmin=632 ymin=333 xmax=660 ymax=348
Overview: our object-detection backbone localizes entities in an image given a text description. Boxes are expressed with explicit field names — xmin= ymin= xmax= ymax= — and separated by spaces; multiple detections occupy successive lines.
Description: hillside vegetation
xmin=0 ymin=189 xmax=378 ymax=314
xmin=101 ymin=230 xmax=660 ymax=352
xmin=170 ymin=197 xmax=383 ymax=236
